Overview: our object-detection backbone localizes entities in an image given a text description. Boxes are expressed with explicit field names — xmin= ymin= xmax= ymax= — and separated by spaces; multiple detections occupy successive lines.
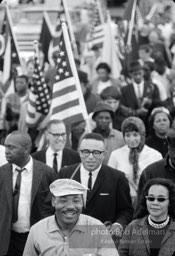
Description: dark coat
xmin=146 ymin=133 xmax=168 ymax=158
xmin=138 ymin=156 xmax=175 ymax=197
xmin=0 ymin=159 xmax=55 ymax=256
xmin=118 ymin=216 xmax=175 ymax=256
xmin=120 ymin=81 xmax=160 ymax=130
xmin=32 ymin=147 xmax=81 ymax=169
xmin=57 ymin=163 xmax=133 ymax=226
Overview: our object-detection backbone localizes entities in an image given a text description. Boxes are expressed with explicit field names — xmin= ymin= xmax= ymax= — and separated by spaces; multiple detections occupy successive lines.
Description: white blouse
xmin=108 ymin=145 xmax=162 ymax=198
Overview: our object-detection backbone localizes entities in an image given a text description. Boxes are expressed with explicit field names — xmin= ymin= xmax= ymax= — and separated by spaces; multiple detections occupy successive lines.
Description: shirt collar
xmin=47 ymin=146 xmax=63 ymax=156
xmin=80 ymin=163 xmax=102 ymax=174
xmin=132 ymin=79 xmax=144 ymax=87
xmin=12 ymin=156 xmax=33 ymax=173
xmin=48 ymin=215 xmax=86 ymax=234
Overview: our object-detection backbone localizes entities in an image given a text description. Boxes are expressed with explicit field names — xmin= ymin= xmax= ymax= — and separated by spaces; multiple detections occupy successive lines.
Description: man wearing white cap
xmin=23 ymin=179 xmax=119 ymax=256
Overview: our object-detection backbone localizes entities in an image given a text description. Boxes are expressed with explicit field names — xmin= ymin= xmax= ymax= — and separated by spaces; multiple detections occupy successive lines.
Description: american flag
xmin=48 ymin=0 xmax=78 ymax=63
xmin=87 ymin=0 xmax=105 ymax=48
xmin=51 ymin=0 xmax=65 ymax=52
xmin=0 ymin=6 xmax=21 ymax=95
xmin=26 ymin=45 xmax=51 ymax=128
xmin=50 ymin=22 xmax=88 ymax=125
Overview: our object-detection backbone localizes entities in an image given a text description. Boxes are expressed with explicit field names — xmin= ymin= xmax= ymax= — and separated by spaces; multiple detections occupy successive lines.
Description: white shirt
xmin=80 ymin=164 xmax=101 ymax=203
xmin=0 ymin=145 xmax=7 ymax=166
xmin=151 ymin=69 xmax=171 ymax=100
xmin=97 ymin=80 xmax=111 ymax=95
xmin=12 ymin=157 xmax=33 ymax=233
xmin=46 ymin=146 xmax=63 ymax=172
xmin=108 ymin=145 xmax=162 ymax=198
xmin=132 ymin=80 xmax=144 ymax=99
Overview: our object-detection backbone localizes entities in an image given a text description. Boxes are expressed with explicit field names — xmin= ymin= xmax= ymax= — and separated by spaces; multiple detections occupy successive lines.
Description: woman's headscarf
xmin=122 ymin=117 xmax=146 ymax=184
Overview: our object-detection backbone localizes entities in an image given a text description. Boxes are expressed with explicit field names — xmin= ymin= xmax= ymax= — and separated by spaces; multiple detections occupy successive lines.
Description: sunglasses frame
xmin=145 ymin=196 xmax=169 ymax=202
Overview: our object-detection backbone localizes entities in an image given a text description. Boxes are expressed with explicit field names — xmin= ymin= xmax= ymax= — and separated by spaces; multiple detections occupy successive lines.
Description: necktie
xmin=12 ymin=168 xmax=25 ymax=223
xmin=53 ymin=153 xmax=58 ymax=173
xmin=87 ymin=172 xmax=92 ymax=201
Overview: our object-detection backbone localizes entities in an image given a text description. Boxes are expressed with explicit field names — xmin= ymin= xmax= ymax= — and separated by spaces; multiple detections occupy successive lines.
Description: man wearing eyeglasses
xmin=32 ymin=119 xmax=80 ymax=174
xmin=57 ymin=132 xmax=133 ymax=247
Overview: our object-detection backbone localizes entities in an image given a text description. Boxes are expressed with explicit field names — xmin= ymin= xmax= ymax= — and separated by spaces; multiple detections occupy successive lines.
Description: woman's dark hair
xmin=148 ymin=109 xmax=172 ymax=132
xmin=122 ymin=123 xmax=139 ymax=134
xmin=135 ymin=178 xmax=175 ymax=220
xmin=96 ymin=62 xmax=111 ymax=74
xmin=100 ymin=86 xmax=121 ymax=101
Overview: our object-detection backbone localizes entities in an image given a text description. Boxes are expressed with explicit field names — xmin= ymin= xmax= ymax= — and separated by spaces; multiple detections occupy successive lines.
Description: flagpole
xmin=146 ymin=3 xmax=158 ymax=21
xmin=126 ymin=0 xmax=137 ymax=46
xmin=62 ymin=0 xmax=79 ymax=58
xmin=96 ymin=0 xmax=105 ymax=24
xmin=5 ymin=4 xmax=22 ymax=67
xmin=61 ymin=20 xmax=91 ymax=132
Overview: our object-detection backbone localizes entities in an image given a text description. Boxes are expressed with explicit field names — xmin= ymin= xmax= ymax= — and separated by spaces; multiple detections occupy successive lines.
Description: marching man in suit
xmin=32 ymin=119 xmax=80 ymax=173
xmin=120 ymin=60 xmax=160 ymax=131
xmin=0 ymin=131 xmax=55 ymax=256
xmin=57 ymin=132 xmax=133 ymax=245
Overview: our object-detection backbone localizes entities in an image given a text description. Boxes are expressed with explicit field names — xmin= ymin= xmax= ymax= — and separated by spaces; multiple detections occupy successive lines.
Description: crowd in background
xmin=1 ymin=0 xmax=175 ymax=255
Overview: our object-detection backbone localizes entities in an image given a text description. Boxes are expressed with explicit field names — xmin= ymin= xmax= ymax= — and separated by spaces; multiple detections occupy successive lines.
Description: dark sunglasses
xmin=145 ymin=196 xmax=169 ymax=202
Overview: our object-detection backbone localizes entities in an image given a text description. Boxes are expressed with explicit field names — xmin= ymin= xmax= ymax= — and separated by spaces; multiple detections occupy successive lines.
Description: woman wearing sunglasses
xmin=118 ymin=178 xmax=175 ymax=256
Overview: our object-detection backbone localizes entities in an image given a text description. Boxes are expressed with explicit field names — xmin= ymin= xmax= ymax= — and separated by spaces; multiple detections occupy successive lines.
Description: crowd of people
xmin=1 ymin=0 xmax=175 ymax=255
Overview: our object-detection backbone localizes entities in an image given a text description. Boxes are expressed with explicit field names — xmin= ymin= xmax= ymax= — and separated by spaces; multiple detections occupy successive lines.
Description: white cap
xmin=50 ymin=179 xmax=88 ymax=197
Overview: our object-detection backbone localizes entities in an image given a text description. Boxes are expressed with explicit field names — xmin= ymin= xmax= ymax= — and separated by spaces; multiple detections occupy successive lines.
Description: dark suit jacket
xmin=120 ymin=80 xmax=160 ymax=112
xmin=32 ymin=147 xmax=80 ymax=169
xmin=0 ymin=158 xmax=55 ymax=256
xmin=120 ymin=80 xmax=160 ymax=131
xmin=57 ymin=163 xmax=133 ymax=226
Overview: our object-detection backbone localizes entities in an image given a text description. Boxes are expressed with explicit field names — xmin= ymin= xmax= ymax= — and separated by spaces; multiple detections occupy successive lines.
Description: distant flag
xmin=50 ymin=21 xmax=88 ymax=126
xmin=39 ymin=11 xmax=53 ymax=64
xmin=122 ymin=0 xmax=139 ymax=68
xmin=48 ymin=0 xmax=79 ymax=64
xmin=0 ymin=5 xmax=21 ymax=95
xmin=102 ymin=12 xmax=122 ymax=79
xmin=26 ymin=41 xmax=51 ymax=128
xmin=87 ymin=0 xmax=105 ymax=48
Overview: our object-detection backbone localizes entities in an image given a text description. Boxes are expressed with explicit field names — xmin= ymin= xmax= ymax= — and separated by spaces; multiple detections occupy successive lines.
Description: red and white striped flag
xmin=26 ymin=42 xmax=51 ymax=128
xmin=50 ymin=21 xmax=88 ymax=125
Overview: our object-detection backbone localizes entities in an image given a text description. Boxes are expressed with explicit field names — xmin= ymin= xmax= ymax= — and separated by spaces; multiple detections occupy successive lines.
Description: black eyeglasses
xmin=145 ymin=196 xmax=169 ymax=202
xmin=80 ymin=149 xmax=105 ymax=158
xmin=48 ymin=132 xmax=66 ymax=138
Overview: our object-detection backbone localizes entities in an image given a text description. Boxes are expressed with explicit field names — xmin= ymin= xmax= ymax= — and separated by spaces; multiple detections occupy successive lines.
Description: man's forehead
xmin=96 ymin=111 xmax=112 ymax=117
xmin=57 ymin=194 xmax=82 ymax=199
xmin=80 ymin=138 xmax=105 ymax=148
xmin=50 ymin=123 xmax=66 ymax=131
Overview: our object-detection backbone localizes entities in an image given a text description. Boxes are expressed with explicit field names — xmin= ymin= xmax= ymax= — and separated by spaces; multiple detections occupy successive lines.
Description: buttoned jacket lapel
xmin=31 ymin=161 xmax=43 ymax=207
xmin=87 ymin=166 xmax=105 ymax=202
xmin=2 ymin=164 xmax=13 ymax=212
